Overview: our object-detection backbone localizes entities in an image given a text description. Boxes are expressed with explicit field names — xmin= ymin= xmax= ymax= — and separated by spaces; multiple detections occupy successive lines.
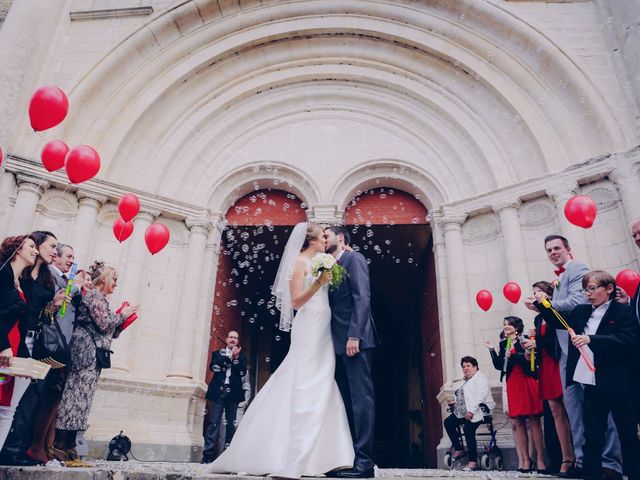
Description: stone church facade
xmin=0 ymin=0 xmax=639 ymax=464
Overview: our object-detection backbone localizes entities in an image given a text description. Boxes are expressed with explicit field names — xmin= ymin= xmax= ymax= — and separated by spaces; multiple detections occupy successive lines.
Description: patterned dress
xmin=56 ymin=289 xmax=125 ymax=431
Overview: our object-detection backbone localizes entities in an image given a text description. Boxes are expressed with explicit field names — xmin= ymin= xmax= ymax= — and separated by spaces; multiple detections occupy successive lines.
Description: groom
xmin=325 ymin=226 xmax=379 ymax=478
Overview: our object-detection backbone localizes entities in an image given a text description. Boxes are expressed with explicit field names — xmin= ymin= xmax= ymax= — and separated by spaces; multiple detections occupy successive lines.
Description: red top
xmin=0 ymin=290 xmax=26 ymax=406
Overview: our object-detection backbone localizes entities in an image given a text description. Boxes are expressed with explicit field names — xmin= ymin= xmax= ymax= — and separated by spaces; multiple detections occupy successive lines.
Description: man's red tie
xmin=554 ymin=265 xmax=566 ymax=276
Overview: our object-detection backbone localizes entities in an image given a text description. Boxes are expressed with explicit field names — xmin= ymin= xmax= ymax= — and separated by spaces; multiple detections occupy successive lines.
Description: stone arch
xmin=207 ymin=162 xmax=321 ymax=214
xmin=47 ymin=0 xmax=630 ymax=206
xmin=331 ymin=160 xmax=441 ymax=212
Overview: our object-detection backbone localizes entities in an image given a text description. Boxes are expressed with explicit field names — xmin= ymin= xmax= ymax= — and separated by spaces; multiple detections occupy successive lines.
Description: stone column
xmin=0 ymin=1 xmax=67 ymax=150
xmin=110 ymin=208 xmax=158 ymax=373
xmin=437 ymin=212 xmax=475 ymax=366
xmin=166 ymin=216 xmax=213 ymax=381
xmin=71 ymin=191 xmax=107 ymax=267
xmin=545 ymin=182 xmax=592 ymax=265
xmin=492 ymin=199 xmax=530 ymax=318
xmin=610 ymin=162 xmax=640 ymax=224
xmin=5 ymin=174 xmax=49 ymax=236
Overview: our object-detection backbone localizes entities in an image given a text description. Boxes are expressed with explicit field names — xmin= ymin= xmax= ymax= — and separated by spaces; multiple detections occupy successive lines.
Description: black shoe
xmin=601 ymin=467 xmax=623 ymax=480
xmin=0 ymin=453 xmax=41 ymax=466
xmin=334 ymin=466 xmax=375 ymax=478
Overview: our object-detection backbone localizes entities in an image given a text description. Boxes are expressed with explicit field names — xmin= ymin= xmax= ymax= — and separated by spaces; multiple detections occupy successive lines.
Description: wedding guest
xmin=524 ymin=234 xmax=621 ymax=478
xmin=615 ymin=218 xmax=640 ymax=427
xmin=74 ymin=270 xmax=93 ymax=295
xmin=27 ymin=243 xmax=81 ymax=464
xmin=488 ymin=317 xmax=545 ymax=473
xmin=55 ymin=261 xmax=137 ymax=465
xmin=0 ymin=231 xmax=65 ymax=466
xmin=535 ymin=270 xmax=640 ymax=480
xmin=202 ymin=331 xmax=247 ymax=464
xmin=521 ymin=281 xmax=575 ymax=476
xmin=0 ymin=235 xmax=38 ymax=451
xmin=443 ymin=356 xmax=494 ymax=472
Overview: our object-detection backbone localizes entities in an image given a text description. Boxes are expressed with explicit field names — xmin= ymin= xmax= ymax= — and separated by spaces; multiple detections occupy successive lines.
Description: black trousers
xmin=0 ymin=382 xmax=38 ymax=458
xmin=335 ymin=350 xmax=375 ymax=470
xmin=543 ymin=400 xmax=562 ymax=473
xmin=443 ymin=414 xmax=480 ymax=462
xmin=202 ymin=392 xmax=239 ymax=460
xmin=582 ymin=385 xmax=640 ymax=480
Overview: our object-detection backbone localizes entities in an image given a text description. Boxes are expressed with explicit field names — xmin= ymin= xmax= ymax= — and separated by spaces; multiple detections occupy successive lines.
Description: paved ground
xmin=0 ymin=462 xmax=558 ymax=479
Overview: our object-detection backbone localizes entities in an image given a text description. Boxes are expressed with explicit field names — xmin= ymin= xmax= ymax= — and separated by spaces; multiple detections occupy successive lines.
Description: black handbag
xmin=32 ymin=310 xmax=71 ymax=369
xmin=82 ymin=324 xmax=112 ymax=369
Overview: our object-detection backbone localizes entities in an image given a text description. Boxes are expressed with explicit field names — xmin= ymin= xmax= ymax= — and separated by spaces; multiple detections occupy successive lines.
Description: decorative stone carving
xmin=96 ymin=204 xmax=121 ymax=227
xmin=581 ymin=184 xmax=619 ymax=212
xmin=520 ymin=199 xmax=557 ymax=228
xmin=462 ymin=213 xmax=500 ymax=242
xmin=38 ymin=191 xmax=78 ymax=218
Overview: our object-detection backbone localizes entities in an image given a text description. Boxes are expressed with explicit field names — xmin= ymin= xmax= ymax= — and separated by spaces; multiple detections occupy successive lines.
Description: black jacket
xmin=533 ymin=313 xmax=561 ymax=361
xmin=489 ymin=336 xmax=537 ymax=382
xmin=537 ymin=300 xmax=637 ymax=392
xmin=205 ymin=348 xmax=247 ymax=402
xmin=20 ymin=272 xmax=55 ymax=332
xmin=0 ymin=265 xmax=28 ymax=357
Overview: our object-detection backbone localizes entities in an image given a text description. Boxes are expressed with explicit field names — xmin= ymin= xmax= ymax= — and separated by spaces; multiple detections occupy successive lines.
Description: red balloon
xmin=145 ymin=223 xmax=170 ymax=255
xmin=29 ymin=85 xmax=69 ymax=132
xmin=118 ymin=193 xmax=140 ymax=222
xmin=0 ymin=144 xmax=3 ymax=167
xmin=476 ymin=289 xmax=493 ymax=312
xmin=616 ymin=269 xmax=640 ymax=298
xmin=503 ymin=282 xmax=522 ymax=304
xmin=113 ymin=218 xmax=134 ymax=243
xmin=65 ymin=145 xmax=100 ymax=184
xmin=564 ymin=195 xmax=597 ymax=229
xmin=41 ymin=140 xmax=69 ymax=172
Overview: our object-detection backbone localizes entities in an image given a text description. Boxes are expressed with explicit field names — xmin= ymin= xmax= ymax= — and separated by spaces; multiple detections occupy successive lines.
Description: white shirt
xmin=573 ymin=300 xmax=610 ymax=386
xmin=222 ymin=347 xmax=233 ymax=385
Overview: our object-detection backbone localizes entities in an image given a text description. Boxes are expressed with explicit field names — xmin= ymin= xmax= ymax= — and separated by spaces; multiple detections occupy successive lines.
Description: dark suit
xmin=538 ymin=300 xmax=640 ymax=480
xmin=630 ymin=288 xmax=640 ymax=427
xmin=329 ymin=250 xmax=379 ymax=470
xmin=203 ymin=348 xmax=247 ymax=460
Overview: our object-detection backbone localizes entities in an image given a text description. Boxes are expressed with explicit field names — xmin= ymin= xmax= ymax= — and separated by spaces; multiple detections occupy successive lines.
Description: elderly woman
xmin=54 ymin=261 xmax=137 ymax=464
xmin=444 ymin=356 xmax=495 ymax=471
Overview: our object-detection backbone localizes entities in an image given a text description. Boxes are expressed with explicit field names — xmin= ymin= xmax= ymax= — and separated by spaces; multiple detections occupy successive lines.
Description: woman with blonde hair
xmin=54 ymin=261 xmax=137 ymax=464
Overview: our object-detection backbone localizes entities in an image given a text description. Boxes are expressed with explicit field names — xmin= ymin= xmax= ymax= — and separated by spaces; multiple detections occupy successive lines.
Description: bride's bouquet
xmin=311 ymin=253 xmax=347 ymax=290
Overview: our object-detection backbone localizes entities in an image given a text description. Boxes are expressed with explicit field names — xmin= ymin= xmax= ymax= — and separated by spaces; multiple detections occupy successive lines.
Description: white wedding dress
xmin=206 ymin=260 xmax=354 ymax=478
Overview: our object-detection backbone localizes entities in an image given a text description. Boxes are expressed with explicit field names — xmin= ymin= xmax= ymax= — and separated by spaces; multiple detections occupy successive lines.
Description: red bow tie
xmin=554 ymin=266 xmax=566 ymax=276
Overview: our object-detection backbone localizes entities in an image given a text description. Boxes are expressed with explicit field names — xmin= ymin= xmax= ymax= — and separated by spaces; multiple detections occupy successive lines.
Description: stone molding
xmin=307 ymin=204 xmax=342 ymax=225
xmin=491 ymin=198 xmax=522 ymax=213
xmin=15 ymin=173 xmax=49 ymax=195
xmin=69 ymin=6 xmax=153 ymax=21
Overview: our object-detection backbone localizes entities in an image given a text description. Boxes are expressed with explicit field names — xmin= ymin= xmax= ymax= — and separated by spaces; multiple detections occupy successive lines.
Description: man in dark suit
xmin=325 ymin=226 xmax=379 ymax=479
xmin=536 ymin=270 xmax=640 ymax=480
xmin=202 ymin=331 xmax=246 ymax=464
xmin=616 ymin=218 xmax=640 ymax=426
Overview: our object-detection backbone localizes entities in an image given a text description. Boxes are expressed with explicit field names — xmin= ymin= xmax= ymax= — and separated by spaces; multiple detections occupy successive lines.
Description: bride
xmin=206 ymin=222 xmax=354 ymax=478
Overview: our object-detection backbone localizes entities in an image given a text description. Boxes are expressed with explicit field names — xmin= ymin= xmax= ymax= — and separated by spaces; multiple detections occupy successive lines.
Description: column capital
xmin=209 ymin=212 xmax=227 ymax=234
xmin=609 ymin=163 xmax=639 ymax=186
xmin=185 ymin=215 xmax=213 ymax=235
xmin=137 ymin=208 xmax=161 ymax=223
xmin=435 ymin=210 xmax=467 ymax=232
xmin=545 ymin=181 xmax=579 ymax=203
xmin=306 ymin=204 xmax=342 ymax=225
xmin=76 ymin=189 xmax=108 ymax=205
xmin=492 ymin=198 xmax=522 ymax=214
xmin=15 ymin=173 xmax=49 ymax=194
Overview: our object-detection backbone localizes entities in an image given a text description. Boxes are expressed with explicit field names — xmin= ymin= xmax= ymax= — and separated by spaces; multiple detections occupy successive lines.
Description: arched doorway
xmin=343 ymin=187 xmax=442 ymax=468
xmin=208 ymin=189 xmax=306 ymax=392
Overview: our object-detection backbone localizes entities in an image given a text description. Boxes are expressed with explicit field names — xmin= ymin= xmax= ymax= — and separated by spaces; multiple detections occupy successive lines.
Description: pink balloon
xmin=65 ymin=145 xmax=100 ymax=184
xmin=113 ymin=218 xmax=134 ymax=243
xmin=564 ymin=195 xmax=597 ymax=229
xmin=118 ymin=193 xmax=140 ymax=222
xmin=41 ymin=140 xmax=69 ymax=172
xmin=145 ymin=223 xmax=170 ymax=255
xmin=29 ymin=86 xmax=69 ymax=132
xmin=616 ymin=269 xmax=640 ymax=298
xmin=476 ymin=290 xmax=493 ymax=312
xmin=503 ymin=282 xmax=522 ymax=304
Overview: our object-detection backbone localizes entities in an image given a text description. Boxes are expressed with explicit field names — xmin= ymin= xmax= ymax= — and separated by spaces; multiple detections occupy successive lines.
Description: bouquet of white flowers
xmin=310 ymin=253 xmax=347 ymax=290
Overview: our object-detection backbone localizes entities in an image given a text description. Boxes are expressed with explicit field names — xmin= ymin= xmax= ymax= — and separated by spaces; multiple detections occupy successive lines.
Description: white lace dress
xmin=206 ymin=261 xmax=354 ymax=478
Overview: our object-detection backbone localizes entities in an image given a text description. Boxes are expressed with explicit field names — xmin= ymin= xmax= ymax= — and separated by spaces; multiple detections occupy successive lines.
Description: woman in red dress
xmin=489 ymin=316 xmax=545 ymax=473
xmin=0 ymin=235 xmax=39 ymax=450
xmin=521 ymin=281 xmax=575 ymax=476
